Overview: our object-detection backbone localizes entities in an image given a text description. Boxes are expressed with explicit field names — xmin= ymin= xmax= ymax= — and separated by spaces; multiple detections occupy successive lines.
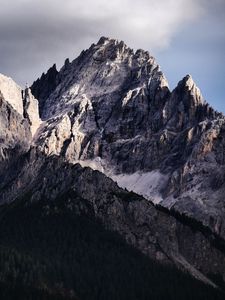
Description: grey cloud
xmin=0 ymin=0 xmax=224 ymax=114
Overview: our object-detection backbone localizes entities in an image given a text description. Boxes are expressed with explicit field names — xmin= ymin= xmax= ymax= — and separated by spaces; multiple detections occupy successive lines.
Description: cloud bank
xmin=0 ymin=0 xmax=224 ymax=113
xmin=0 ymin=0 xmax=207 ymax=84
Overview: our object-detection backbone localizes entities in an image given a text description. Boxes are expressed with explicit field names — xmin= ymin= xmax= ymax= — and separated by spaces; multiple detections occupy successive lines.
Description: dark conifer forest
xmin=0 ymin=196 xmax=223 ymax=300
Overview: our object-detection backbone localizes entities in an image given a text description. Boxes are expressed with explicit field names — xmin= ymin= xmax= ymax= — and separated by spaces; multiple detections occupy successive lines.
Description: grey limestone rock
xmin=28 ymin=38 xmax=225 ymax=241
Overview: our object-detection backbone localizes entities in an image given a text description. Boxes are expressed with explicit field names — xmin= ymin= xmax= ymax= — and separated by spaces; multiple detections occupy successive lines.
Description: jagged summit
xmin=97 ymin=36 xmax=152 ymax=59
xmin=31 ymin=36 xmax=168 ymax=121
xmin=97 ymin=36 xmax=129 ymax=49
xmin=178 ymin=74 xmax=204 ymax=102
xmin=32 ymin=37 xmax=216 ymax=124
xmin=97 ymin=36 xmax=118 ymax=45
xmin=183 ymin=73 xmax=194 ymax=83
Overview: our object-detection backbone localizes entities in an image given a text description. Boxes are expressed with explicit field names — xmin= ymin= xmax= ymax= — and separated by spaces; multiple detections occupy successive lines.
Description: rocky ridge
xmin=30 ymin=37 xmax=225 ymax=240
xmin=1 ymin=148 xmax=225 ymax=288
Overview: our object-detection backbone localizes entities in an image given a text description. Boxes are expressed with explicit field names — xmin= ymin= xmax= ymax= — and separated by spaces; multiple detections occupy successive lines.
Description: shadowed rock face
xmin=1 ymin=36 xmax=225 ymax=290
xmin=0 ymin=91 xmax=31 ymax=169
xmin=31 ymin=63 xmax=60 ymax=117
xmin=1 ymin=149 xmax=225 ymax=288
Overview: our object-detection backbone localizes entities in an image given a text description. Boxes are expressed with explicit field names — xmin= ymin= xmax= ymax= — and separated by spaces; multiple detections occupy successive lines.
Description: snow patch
xmin=78 ymin=157 xmax=105 ymax=173
xmin=111 ymin=171 xmax=168 ymax=203
xmin=77 ymin=157 xmax=168 ymax=203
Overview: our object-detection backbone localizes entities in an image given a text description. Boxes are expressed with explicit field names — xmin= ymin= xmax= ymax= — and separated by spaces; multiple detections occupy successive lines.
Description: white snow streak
xmin=112 ymin=171 xmax=168 ymax=203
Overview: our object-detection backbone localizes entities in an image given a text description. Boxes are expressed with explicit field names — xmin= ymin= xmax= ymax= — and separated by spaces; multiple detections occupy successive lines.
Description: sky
xmin=0 ymin=0 xmax=224 ymax=112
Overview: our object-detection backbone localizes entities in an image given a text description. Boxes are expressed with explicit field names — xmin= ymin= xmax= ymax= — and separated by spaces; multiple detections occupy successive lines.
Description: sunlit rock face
xmin=22 ymin=87 xmax=41 ymax=136
xmin=0 ymin=74 xmax=41 ymax=137
xmin=0 ymin=73 xmax=24 ymax=115
xmin=32 ymin=36 xmax=171 ymax=169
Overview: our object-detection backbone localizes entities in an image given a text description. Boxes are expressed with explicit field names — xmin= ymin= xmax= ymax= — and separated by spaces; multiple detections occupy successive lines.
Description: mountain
xmin=0 ymin=37 xmax=225 ymax=298
xmin=30 ymin=37 xmax=225 ymax=240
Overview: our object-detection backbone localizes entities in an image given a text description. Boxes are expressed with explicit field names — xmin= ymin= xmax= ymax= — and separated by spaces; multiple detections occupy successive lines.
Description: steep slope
xmin=0 ymin=74 xmax=41 ymax=136
xmin=0 ymin=149 xmax=225 ymax=291
xmin=0 ymin=194 xmax=224 ymax=300
xmin=30 ymin=37 xmax=225 ymax=240
xmin=0 ymin=91 xmax=31 ymax=174
xmin=0 ymin=77 xmax=41 ymax=194
xmin=22 ymin=87 xmax=41 ymax=136
xmin=0 ymin=73 xmax=24 ymax=115
xmin=31 ymin=63 xmax=60 ymax=117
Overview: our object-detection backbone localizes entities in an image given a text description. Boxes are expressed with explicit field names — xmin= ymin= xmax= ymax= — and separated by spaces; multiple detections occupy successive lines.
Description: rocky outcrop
xmin=164 ymin=75 xmax=219 ymax=130
xmin=0 ymin=74 xmax=41 ymax=137
xmin=0 ymin=73 xmax=24 ymax=115
xmin=22 ymin=87 xmax=41 ymax=136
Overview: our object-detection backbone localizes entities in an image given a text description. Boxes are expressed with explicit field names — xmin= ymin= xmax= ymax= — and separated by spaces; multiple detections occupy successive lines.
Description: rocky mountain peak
xmin=179 ymin=74 xmax=204 ymax=105
xmin=1 ymin=37 xmax=225 ymax=293
xmin=97 ymin=36 xmax=127 ymax=49
xmin=182 ymin=74 xmax=195 ymax=86
xmin=92 ymin=37 xmax=131 ymax=63
xmin=163 ymin=73 xmax=218 ymax=132
xmin=28 ymin=38 xmax=225 ymax=242
xmin=97 ymin=36 xmax=111 ymax=44
xmin=34 ymin=37 xmax=168 ymax=122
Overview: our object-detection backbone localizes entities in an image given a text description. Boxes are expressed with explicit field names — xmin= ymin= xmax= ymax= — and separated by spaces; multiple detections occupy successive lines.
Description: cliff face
xmin=22 ymin=87 xmax=41 ymax=136
xmin=28 ymin=37 xmax=225 ymax=240
xmin=0 ymin=74 xmax=41 ymax=138
xmin=0 ymin=75 xmax=41 ymax=190
xmin=0 ymin=73 xmax=24 ymax=115
xmin=1 ymin=37 xmax=225 ymax=290
xmin=31 ymin=63 xmax=60 ymax=117
xmin=0 ymin=91 xmax=31 ymax=171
